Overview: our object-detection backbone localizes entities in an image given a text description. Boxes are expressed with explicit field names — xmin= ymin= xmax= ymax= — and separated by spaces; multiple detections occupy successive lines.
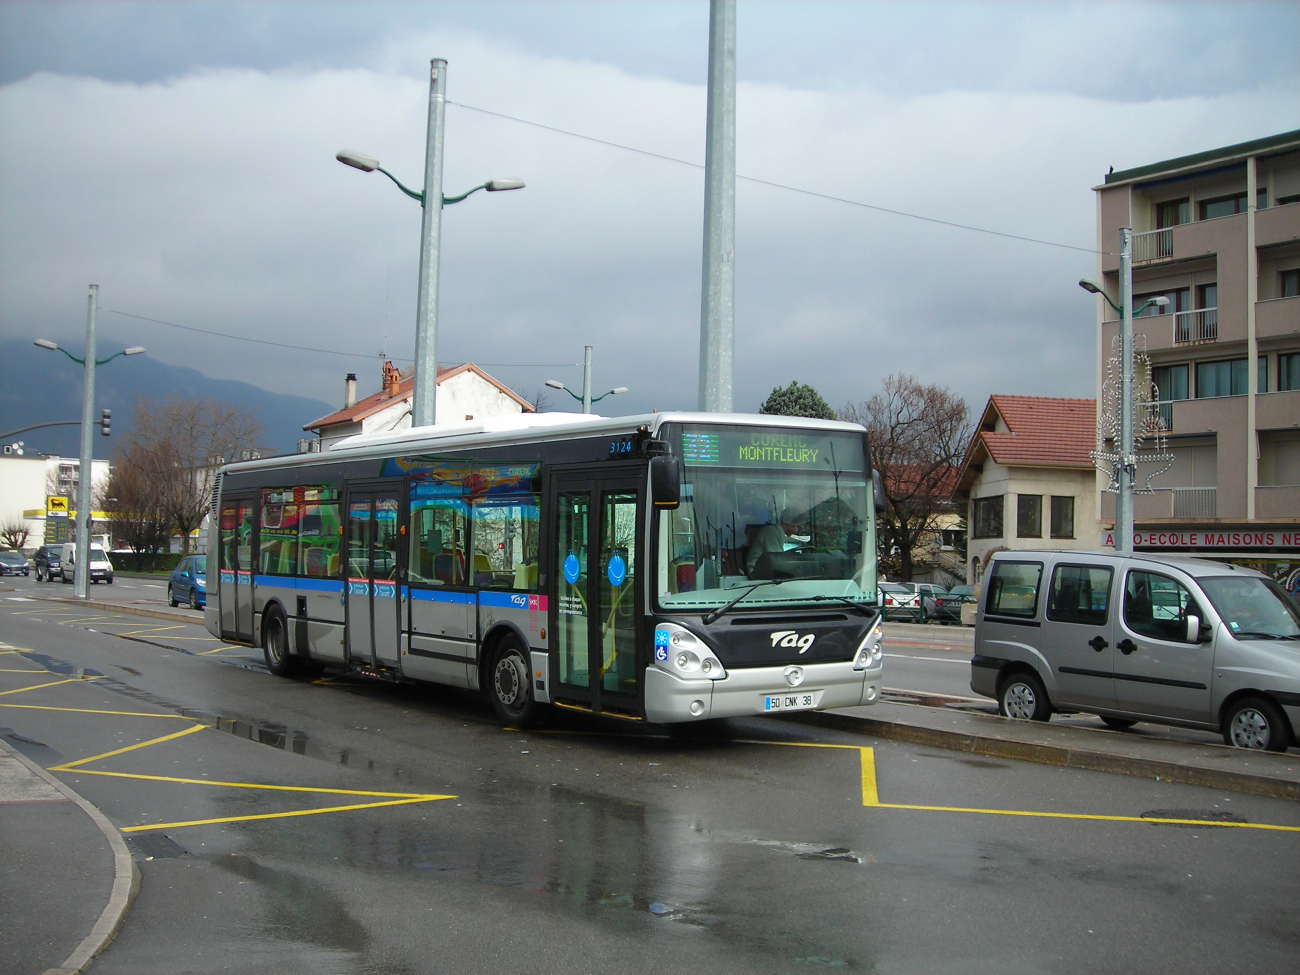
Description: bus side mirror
xmin=872 ymin=469 xmax=887 ymax=514
xmin=650 ymin=455 xmax=682 ymax=509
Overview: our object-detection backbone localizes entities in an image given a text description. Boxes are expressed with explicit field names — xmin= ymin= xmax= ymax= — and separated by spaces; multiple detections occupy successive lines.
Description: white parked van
xmin=971 ymin=550 xmax=1300 ymax=751
xmin=59 ymin=542 xmax=115 ymax=585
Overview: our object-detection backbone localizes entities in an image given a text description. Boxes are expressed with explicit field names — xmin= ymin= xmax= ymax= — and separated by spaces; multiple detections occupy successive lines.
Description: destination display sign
xmin=675 ymin=425 xmax=865 ymax=472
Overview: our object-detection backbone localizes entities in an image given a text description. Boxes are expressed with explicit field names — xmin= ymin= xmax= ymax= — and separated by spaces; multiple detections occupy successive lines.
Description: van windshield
xmin=1199 ymin=577 xmax=1300 ymax=640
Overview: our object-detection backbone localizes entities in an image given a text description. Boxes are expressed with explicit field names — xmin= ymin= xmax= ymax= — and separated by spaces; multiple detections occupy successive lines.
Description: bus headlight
xmin=655 ymin=623 xmax=726 ymax=681
xmin=853 ymin=615 xmax=883 ymax=671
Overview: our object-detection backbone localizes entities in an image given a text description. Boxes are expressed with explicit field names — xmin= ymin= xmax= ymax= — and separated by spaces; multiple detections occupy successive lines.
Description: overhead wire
xmin=102 ymin=308 xmax=579 ymax=368
xmin=448 ymin=99 xmax=1103 ymax=256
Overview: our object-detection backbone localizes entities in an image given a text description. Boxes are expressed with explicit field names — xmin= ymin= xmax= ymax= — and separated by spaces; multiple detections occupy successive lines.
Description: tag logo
xmin=511 ymin=594 xmax=528 ymax=608
xmin=770 ymin=631 xmax=816 ymax=653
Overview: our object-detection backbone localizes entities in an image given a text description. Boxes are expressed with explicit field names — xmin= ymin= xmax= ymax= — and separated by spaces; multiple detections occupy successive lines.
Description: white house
xmin=304 ymin=362 xmax=535 ymax=451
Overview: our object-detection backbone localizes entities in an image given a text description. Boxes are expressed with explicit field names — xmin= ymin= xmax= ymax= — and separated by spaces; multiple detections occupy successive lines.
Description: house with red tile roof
xmin=955 ymin=395 xmax=1098 ymax=584
xmin=304 ymin=362 xmax=534 ymax=450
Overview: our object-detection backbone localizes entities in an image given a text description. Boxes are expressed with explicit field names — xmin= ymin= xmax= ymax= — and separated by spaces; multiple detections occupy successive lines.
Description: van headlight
xmin=853 ymin=616 xmax=884 ymax=671
xmin=654 ymin=623 xmax=726 ymax=681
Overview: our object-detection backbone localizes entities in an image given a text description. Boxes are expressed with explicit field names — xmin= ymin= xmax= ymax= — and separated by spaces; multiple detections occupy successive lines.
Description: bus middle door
xmin=345 ymin=488 xmax=402 ymax=670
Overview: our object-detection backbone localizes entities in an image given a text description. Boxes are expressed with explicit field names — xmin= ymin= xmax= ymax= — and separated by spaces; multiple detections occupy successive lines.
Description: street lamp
xmin=545 ymin=345 xmax=628 ymax=413
xmin=34 ymin=285 xmax=144 ymax=600
xmin=1080 ymin=258 xmax=1169 ymax=555
xmin=335 ymin=59 xmax=524 ymax=428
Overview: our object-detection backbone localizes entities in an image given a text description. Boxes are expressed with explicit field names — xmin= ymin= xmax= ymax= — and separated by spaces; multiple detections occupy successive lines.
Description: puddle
xmin=0 ymin=726 xmax=66 ymax=765
xmin=750 ymin=838 xmax=873 ymax=864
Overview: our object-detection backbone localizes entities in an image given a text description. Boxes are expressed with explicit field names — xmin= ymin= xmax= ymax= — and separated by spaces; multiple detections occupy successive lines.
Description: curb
xmin=34 ymin=595 xmax=200 ymax=626
xmin=0 ymin=738 xmax=140 ymax=974
xmin=787 ymin=708 xmax=1300 ymax=802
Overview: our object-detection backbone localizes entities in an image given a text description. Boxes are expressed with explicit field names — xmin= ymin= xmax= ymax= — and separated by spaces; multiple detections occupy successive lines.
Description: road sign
xmin=47 ymin=496 xmax=69 ymax=513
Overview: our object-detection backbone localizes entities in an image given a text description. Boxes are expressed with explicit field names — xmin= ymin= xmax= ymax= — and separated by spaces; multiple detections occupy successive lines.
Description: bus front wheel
xmin=488 ymin=638 xmax=539 ymax=728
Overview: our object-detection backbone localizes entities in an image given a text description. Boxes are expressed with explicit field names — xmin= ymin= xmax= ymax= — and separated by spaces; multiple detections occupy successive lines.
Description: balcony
xmin=1172 ymin=487 xmax=1217 ymax=518
xmin=1132 ymin=228 xmax=1173 ymax=264
xmin=1256 ymin=295 xmax=1300 ymax=340
xmin=1256 ymin=485 xmax=1300 ymax=519
xmin=1174 ymin=307 xmax=1218 ymax=344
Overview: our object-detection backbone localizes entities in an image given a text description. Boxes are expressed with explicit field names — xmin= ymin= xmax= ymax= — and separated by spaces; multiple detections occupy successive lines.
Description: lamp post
xmin=1081 ymin=237 xmax=1168 ymax=555
xmin=336 ymin=59 xmax=524 ymax=427
xmin=34 ymin=285 xmax=145 ymax=599
xmin=546 ymin=345 xmax=627 ymax=413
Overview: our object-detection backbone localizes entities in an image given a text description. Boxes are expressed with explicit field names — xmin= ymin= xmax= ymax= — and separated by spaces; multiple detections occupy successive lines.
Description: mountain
xmin=0 ymin=338 xmax=334 ymax=459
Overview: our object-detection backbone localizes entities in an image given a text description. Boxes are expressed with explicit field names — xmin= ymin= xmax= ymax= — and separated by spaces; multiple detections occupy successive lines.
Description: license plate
xmin=762 ymin=689 xmax=823 ymax=712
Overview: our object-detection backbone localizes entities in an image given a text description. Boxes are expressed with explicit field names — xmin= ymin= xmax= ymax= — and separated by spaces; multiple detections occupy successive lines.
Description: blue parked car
xmin=168 ymin=555 xmax=206 ymax=609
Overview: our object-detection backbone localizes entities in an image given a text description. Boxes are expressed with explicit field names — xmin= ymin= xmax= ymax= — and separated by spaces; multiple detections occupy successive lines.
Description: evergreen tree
xmin=758 ymin=381 xmax=837 ymax=420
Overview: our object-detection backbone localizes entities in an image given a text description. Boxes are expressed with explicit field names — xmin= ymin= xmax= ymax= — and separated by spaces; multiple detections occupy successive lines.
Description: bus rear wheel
xmin=489 ymin=638 xmax=539 ymax=728
xmin=262 ymin=608 xmax=297 ymax=678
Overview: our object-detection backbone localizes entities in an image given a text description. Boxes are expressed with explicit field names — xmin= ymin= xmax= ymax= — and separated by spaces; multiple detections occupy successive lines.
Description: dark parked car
xmin=34 ymin=545 xmax=61 ymax=582
xmin=932 ymin=584 xmax=978 ymax=624
xmin=0 ymin=550 xmax=30 ymax=576
xmin=168 ymin=555 xmax=207 ymax=609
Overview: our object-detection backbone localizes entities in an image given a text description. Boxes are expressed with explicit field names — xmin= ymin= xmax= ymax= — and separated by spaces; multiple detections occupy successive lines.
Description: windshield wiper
xmin=806 ymin=594 xmax=878 ymax=618
xmin=702 ymin=580 xmax=786 ymax=625
xmin=1232 ymin=630 xmax=1288 ymax=640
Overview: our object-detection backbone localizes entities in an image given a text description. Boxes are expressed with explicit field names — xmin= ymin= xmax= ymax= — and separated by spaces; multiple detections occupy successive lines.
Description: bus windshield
xmin=655 ymin=423 xmax=876 ymax=611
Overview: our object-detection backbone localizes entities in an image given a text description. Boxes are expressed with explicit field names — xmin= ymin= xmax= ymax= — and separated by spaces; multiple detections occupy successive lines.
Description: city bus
xmin=205 ymin=411 xmax=884 ymax=726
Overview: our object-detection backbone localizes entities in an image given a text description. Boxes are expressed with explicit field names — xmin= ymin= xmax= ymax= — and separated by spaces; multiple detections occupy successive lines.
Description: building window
xmin=1259 ymin=355 xmax=1268 ymax=394
xmin=1282 ymin=269 xmax=1300 ymax=298
xmin=1281 ymin=353 xmax=1300 ymax=392
xmin=1279 ymin=193 xmax=1300 ymax=206
xmin=1258 ymin=186 xmax=1268 ymax=210
xmin=1196 ymin=358 xmax=1247 ymax=398
xmin=1197 ymin=282 xmax=1217 ymax=311
xmin=1152 ymin=364 xmax=1189 ymax=401
xmin=972 ymin=496 xmax=1004 ymax=539
xmin=1134 ymin=288 xmax=1188 ymax=318
xmin=1016 ymin=495 xmax=1042 ymax=538
xmin=1200 ymin=193 xmax=1247 ymax=220
xmin=1050 ymin=496 xmax=1075 ymax=539
xmin=1156 ymin=198 xmax=1189 ymax=228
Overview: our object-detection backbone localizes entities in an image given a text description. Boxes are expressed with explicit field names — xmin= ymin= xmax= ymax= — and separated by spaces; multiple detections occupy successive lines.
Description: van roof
xmin=988 ymin=549 xmax=1265 ymax=580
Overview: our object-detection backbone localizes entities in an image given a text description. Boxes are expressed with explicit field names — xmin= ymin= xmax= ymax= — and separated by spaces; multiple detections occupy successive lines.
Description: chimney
xmin=344 ymin=373 xmax=357 ymax=409
xmin=382 ymin=360 xmax=401 ymax=397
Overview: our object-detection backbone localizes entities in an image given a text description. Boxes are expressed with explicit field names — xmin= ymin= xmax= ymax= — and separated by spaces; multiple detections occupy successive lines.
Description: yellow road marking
xmin=0 ymin=677 xmax=100 ymax=696
xmin=859 ymin=747 xmax=880 ymax=806
xmin=116 ymin=625 xmax=187 ymax=636
xmin=0 ymin=667 xmax=50 ymax=673
xmin=0 ymin=703 xmax=191 ymax=719
xmin=56 ymin=616 xmax=125 ymax=624
xmin=11 ymin=610 xmax=87 ymax=616
xmin=198 ymin=646 xmax=244 ymax=655
xmin=121 ymin=796 xmax=451 ymax=833
xmin=51 ymin=724 xmax=207 ymax=770
xmin=64 ymin=769 xmax=453 ymax=799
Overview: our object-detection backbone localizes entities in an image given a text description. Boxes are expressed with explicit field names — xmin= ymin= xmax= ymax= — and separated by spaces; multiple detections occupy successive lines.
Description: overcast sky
xmin=2 ymin=1 xmax=1297 ymax=422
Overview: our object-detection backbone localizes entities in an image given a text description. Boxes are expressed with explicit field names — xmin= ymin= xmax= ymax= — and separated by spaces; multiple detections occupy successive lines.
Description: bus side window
xmin=471 ymin=494 xmax=540 ymax=591
xmin=298 ymin=501 xmax=341 ymax=578
xmin=409 ymin=496 xmax=466 ymax=586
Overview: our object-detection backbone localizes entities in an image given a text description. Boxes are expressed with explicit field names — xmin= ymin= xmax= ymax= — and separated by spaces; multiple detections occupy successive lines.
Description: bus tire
xmin=262 ymin=607 xmax=297 ymax=678
xmin=488 ymin=637 xmax=539 ymax=728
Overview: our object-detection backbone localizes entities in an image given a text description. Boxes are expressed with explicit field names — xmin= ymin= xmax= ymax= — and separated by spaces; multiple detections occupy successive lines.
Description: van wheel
xmin=488 ymin=638 xmax=539 ymax=728
xmin=998 ymin=671 xmax=1051 ymax=721
xmin=1100 ymin=716 xmax=1137 ymax=730
xmin=262 ymin=609 xmax=297 ymax=677
xmin=1223 ymin=697 xmax=1291 ymax=751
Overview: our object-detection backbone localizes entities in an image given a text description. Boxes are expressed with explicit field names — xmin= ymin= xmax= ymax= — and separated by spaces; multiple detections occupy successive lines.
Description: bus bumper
xmin=644 ymin=661 xmax=881 ymax=724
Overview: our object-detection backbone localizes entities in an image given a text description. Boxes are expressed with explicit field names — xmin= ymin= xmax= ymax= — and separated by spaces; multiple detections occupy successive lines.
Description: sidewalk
xmin=0 ymin=738 xmax=138 ymax=975
xmin=790 ymin=698 xmax=1300 ymax=800
xmin=32 ymin=593 xmax=201 ymax=626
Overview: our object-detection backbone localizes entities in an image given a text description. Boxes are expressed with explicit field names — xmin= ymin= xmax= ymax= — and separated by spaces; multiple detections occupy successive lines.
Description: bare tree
xmin=0 ymin=516 xmax=31 ymax=551
xmin=842 ymin=374 xmax=971 ymax=581
xmin=102 ymin=453 xmax=171 ymax=558
xmin=120 ymin=396 xmax=265 ymax=553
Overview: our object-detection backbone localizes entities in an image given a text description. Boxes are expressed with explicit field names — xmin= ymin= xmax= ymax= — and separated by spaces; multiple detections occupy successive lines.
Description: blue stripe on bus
xmin=478 ymin=591 xmax=533 ymax=610
xmin=407 ymin=588 xmax=476 ymax=605
xmin=252 ymin=576 xmax=344 ymax=593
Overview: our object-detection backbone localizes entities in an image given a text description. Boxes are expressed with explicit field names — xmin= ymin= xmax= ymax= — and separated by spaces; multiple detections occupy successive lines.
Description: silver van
xmin=970 ymin=550 xmax=1300 ymax=751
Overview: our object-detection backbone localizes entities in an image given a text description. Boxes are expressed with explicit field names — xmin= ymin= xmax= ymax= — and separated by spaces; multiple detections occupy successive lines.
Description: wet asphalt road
xmin=2 ymin=580 xmax=1299 ymax=974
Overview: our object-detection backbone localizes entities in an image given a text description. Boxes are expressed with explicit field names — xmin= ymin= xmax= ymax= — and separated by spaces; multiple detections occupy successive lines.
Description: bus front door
xmin=219 ymin=498 xmax=256 ymax=643
xmin=345 ymin=490 xmax=402 ymax=670
xmin=551 ymin=474 xmax=642 ymax=716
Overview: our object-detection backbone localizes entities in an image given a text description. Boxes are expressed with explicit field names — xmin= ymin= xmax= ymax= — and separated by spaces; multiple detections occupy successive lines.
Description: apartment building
xmin=1091 ymin=129 xmax=1300 ymax=595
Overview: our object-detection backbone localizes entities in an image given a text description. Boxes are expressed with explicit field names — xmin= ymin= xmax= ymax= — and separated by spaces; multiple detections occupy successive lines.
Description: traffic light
xmin=100 ymin=408 xmax=111 ymax=437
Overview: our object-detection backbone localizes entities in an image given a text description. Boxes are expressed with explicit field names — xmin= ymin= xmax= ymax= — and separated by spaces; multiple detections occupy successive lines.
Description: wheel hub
xmin=495 ymin=655 xmax=523 ymax=706
xmin=1004 ymin=683 xmax=1036 ymax=719
xmin=1230 ymin=710 xmax=1268 ymax=749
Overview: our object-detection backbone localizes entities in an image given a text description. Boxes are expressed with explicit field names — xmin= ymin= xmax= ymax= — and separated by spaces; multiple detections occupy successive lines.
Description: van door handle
xmin=1088 ymin=636 xmax=1108 ymax=652
xmin=1117 ymin=639 xmax=1138 ymax=655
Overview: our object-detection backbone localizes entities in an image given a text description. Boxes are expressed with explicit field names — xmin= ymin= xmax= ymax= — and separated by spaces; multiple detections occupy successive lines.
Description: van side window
xmin=1046 ymin=564 xmax=1113 ymax=625
xmin=1124 ymin=570 xmax=1202 ymax=642
xmin=985 ymin=561 xmax=1043 ymax=618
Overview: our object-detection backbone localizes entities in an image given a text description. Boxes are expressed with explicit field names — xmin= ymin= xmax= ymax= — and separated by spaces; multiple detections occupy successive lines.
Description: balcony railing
xmin=1172 ymin=487 xmax=1217 ymax=518
xmin=1174 ymin=307 xmax=1217 ymax=344
xmin=1132 ymin=227 xmax=1174 ymax=263
xmin=1151 ymin=399 xmax=1176 ymax=431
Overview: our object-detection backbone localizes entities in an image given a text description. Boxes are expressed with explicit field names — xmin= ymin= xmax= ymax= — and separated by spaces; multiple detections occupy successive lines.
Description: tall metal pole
xmin=581 ymin=345 xmax=593 ymax=414
xmin=75 ymin=285 xmax=98 ymax=599
xmin=1117 ymin=227 xmax=1134 ymax=554
xmin=697 ymin=0 xmax=736 ymax=413
xmin=412 ymin=58 xmax=447 ymax=427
